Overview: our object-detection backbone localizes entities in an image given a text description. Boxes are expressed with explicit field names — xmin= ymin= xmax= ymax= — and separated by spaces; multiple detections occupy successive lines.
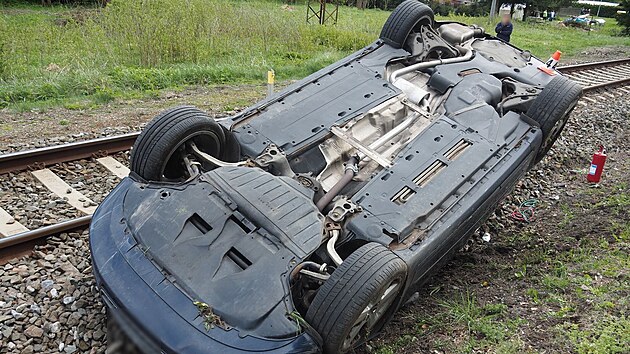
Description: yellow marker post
xmin=267 ymin=70 xmax=275 ymax=97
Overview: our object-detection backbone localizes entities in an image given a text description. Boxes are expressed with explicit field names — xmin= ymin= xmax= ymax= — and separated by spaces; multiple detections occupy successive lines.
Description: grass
xmin=374 ymin=291 xmax=526 ymax=354
xmin=369 ymin=180 xmax=629 ymax=353
xmin=0 ymin=0 xmax=381 ymax=109
xmin=1 ymin=0 xmax=629 ymax=110
xmin=566 ymin=316 xmax=630 ymax=354
xmin=517 ymin=194 xmax=629 ymax=353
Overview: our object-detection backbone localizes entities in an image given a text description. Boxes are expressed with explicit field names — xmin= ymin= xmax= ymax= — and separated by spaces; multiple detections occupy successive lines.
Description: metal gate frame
xmin=306 ymin=0 xmax=339 ymax=25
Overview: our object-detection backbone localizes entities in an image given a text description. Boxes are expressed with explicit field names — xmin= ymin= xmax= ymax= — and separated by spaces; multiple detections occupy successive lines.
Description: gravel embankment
xmin=112 ymin=152 xmax=130 ymax=169
xmin=0 ymin=88 xmax=628 ymax=353
xmin=482 ymin=92 xmax=629 ymax=236
xmin=1 ymin=231 xmax=106 ymax=354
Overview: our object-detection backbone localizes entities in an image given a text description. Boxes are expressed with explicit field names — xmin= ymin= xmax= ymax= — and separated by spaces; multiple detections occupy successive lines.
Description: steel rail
xmin=583 ymin=77 xmax=630 ymax=91
xmin=1 ymin=58 xmax=630 ymax=255
xmin=557 ymin=58 xmax=630 ymax=92
xmin=0 ymin=216 xmax=91 ymax=249
xmin=0 ymin=132 xmax=139 ymax=174
xmin=557 ymin=58 xmax=630 ymax=72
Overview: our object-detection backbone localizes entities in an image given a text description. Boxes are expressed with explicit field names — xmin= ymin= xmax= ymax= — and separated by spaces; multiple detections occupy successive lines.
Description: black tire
xmin=131 ymin=106 xmax=238 ymax=182
xmin=380 ymin=0 xmax=434 ymax=49
xmin=306 ymin=243 xmax=407 ymax=354
xmin=220 ymin=125 xmax=242 ymax=163
xmin=526 ymin=76 xmax=582 ymax=164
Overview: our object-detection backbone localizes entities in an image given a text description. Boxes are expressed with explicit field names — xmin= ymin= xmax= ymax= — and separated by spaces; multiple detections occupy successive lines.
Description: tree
xmin=356 ymin=0 xmax=369 ymax=9
xmin=618 ymin=0 xmax=630 ymax=35
xmin=342 ymin=0 xmax=405 ymax=10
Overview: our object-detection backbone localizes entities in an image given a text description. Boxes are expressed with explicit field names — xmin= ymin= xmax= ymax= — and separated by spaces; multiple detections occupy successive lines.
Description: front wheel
xmin=306 ymin=243 xmax=407 ymax=354
xmin=130 ymin=106 xmax=240 ymax=182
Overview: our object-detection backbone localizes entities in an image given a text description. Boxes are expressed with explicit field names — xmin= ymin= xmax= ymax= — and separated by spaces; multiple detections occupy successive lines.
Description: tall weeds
xmin=0 ymin=0 xmax=380 ymax=107
xmin=2 ymin=0 xmax=628 ymax=108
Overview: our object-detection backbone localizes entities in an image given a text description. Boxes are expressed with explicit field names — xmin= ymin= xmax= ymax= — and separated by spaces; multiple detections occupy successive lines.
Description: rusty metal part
xmin=389 ymin=228 xmax=426 ymax=251
xmin=327 ymin=196 xmax=362 ymax=223
xmin=252 ymin=144 xmax=295 ymax=177
xmin=0 ymin=238 xmax=48 ymax=265
xmin=0 ymin=133 xmax=138 ymax=174
xmin=579 ymin=77 xmax=630 ymax=92
xmin=324 ymin=220 xmax=342 ymax=232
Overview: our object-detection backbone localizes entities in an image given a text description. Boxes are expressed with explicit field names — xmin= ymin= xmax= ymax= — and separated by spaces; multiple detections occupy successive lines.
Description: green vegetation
xmin=0 ymin=0 xmax=382 ymax=109
xmin=567 ymin=316 xmax=630 ymax=354
xmin=370 ymin=182 xmax=629 ymax=353
xmin=1 ymin=0 xmax=629 ymax=110
xmin=374 ymin=291 xmax=527 ymax=353
xmin=618 ymin=0 xmax=630 ymax=35
xmin=438 ymin=292 xmax=521 ymax=347
xmin=1 ymin=0 xmax=629 ymax=111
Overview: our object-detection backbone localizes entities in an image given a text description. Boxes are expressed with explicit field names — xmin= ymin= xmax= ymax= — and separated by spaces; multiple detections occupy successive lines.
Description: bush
xmin=617 ymin=0 xmax=630 ymax=35
xmin=454 ymin=3 xmax=490 ymax=17
xmin=577 ymin=3 xmax=621 ymax=19
xmin=426 ymin=1 xmax=454 ymax=16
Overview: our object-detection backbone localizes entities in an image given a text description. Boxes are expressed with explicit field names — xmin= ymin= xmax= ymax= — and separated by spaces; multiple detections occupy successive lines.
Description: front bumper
xmin=89 ymin=178 xmax=320 ymax=354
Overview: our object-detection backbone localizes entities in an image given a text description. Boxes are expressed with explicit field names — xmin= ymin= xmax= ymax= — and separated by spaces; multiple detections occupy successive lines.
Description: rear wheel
xmin=306 ymin=243 xmax=407 ymax=353
xmin=526 ymin=76 xmax=582 ymax=164
xmin=380 ymin=0 xmax=434 ymax=49
xmin=130 ymin=106 xmax=240 ymax=182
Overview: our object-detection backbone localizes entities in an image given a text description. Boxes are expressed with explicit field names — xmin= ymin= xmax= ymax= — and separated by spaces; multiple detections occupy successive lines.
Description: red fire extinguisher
xmin=587 ymin=145 xmax=607 ymax=183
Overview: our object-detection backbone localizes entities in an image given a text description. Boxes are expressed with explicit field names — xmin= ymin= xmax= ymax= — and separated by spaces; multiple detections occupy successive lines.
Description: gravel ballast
xmin=0 ymin=173 xmax=84 ymax=230
xmin=1 ymin=231 xmax=106 ymax=354
xmin=49 ymin=160 xmax=121 ymax=205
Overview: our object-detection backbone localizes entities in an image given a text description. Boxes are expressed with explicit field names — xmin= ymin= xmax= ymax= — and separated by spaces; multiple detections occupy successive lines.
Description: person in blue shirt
xmin=495 ymin=14 xmax=513 ymax=42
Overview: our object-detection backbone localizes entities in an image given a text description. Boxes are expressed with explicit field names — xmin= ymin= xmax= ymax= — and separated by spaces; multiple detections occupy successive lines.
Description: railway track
xmin=0 ymin=57 xmax=629 ymax=260
xmin=0 ymin=136 xmax=135 ymax=258
xmin=557 ymin=58 xmax=630 ymax=91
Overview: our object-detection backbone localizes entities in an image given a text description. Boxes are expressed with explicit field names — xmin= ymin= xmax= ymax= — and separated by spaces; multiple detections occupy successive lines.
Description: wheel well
xmin=336 ymin=238 xmax=371 ymax=260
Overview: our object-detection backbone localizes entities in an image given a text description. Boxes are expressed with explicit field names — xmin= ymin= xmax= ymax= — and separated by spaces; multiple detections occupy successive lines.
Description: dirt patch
xmin=0 ymin=83 xmax=281 ymax=152
xmin=561 ymin=46 xmax=630 ymax=65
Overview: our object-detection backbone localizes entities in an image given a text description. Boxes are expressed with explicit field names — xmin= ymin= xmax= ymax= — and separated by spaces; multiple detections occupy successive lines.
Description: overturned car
xmin=90 ymin=1 xmax=582 ymax=353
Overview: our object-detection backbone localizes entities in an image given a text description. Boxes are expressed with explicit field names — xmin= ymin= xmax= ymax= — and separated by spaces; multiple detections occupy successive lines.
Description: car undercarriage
xmin=90 ymin=2 xmax=582 ymax=353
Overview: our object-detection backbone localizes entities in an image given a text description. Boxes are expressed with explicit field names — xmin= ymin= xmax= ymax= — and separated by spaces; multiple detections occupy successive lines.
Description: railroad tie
xmin=31 ymin=169 xmax=97 ymax=215
xmin=0 ymin=207 xmax=29 ymax=237
xmin=96 ymin=156 xmax=130 ymax=179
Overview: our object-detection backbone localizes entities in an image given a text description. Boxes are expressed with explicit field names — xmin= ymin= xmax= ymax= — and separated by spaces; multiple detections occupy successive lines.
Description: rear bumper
xmin=89 ymin=178 xmax=320 ymax=354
